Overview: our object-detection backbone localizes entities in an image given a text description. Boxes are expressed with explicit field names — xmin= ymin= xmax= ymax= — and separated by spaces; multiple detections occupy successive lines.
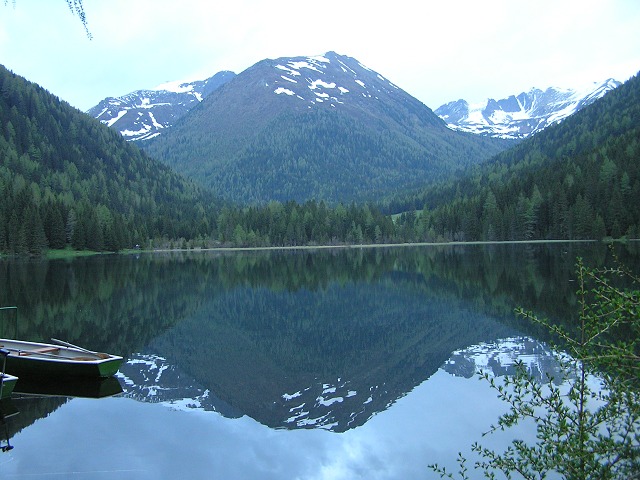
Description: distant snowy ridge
xmin=87 ymin=71 xmax=235 ymax=141
xmin=435 ymin=79 xmax=621 ymax=139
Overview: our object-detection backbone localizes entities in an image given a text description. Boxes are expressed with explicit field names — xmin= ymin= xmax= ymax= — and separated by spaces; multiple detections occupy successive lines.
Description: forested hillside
xmin=4 ymin=60 xmax=635 ymax=256
xmin=391 ymin=72 xmax=640 ymax=242
xmin=144 ymin=52 xmax=509 ymax=204
xmin=0 ymin=65 xmax=219 ymax=254
xmin=0 ymin=65 xmax=401 ymax=254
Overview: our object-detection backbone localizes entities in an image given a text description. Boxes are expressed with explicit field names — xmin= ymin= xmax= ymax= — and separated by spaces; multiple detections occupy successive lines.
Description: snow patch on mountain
xmin=153 ymin=79 xmax=198 ymax=94
xmin=275 ymin=87 xmax=295 ymax=96
xmin=104 ymin=109 xmax=126 ymax=127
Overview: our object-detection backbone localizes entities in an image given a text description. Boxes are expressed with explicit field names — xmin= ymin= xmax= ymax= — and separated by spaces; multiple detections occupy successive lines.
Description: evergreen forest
xmin=0 ymin=65 xmax=219 ymax=254
xmin=145 ymin=106 xmax=508 ymax=204
xmin=1 ymin=63 xmax=639 ymax=257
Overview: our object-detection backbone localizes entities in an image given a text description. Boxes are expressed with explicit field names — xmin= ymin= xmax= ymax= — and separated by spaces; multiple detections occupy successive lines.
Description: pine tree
xmin=44 ymin=202 xmax=67 ymax=249
xmin=25 ymin=206 xmax=48 ymax=255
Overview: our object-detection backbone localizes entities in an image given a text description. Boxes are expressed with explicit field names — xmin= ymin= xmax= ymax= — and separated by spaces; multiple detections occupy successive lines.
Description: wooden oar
xmin=1 ymin=346 xmax=62 ymax=358
xmin=51 ymin=338 xmax=110 ymax=359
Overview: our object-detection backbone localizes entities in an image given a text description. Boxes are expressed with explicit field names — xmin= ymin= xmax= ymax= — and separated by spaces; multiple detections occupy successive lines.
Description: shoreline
xmin=1 ymin=238 xmax=635 ymax=260
xmin=137 ymin=238 xmax=629 ymax=255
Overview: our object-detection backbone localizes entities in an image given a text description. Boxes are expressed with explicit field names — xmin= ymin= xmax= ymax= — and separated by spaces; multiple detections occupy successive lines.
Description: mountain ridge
xmin=90 ymin=61 xmax=620 ymax=145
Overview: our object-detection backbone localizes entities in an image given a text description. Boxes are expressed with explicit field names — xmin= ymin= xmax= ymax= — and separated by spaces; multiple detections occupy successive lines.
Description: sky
xmin=1 ymin=0 xmax=639 ymax=112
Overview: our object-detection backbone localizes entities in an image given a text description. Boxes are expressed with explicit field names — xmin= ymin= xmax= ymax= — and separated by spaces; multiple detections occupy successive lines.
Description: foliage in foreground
xmin=430 ymin=254 xmax=640 ymax=479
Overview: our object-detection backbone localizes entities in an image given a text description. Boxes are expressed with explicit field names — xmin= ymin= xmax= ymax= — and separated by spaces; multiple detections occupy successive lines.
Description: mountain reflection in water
xmin=118 ymin=335 xmax=560 ymax=433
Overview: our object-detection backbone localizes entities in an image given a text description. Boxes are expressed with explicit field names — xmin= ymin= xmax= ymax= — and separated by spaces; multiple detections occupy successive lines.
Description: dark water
xmin=0 ymin=242 xmax=637 ymax=479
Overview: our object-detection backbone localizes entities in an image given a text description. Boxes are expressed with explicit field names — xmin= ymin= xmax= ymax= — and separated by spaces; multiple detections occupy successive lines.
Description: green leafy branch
xmin=430 ymin=252 xmax=640 ymax=479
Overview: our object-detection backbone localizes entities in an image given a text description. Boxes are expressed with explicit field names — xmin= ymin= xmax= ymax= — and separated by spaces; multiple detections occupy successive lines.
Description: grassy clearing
xmin=45 ymin=248 xmax=105 ymax=259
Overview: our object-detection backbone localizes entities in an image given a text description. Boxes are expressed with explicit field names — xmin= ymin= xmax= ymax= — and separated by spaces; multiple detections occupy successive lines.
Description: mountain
xmin=87 ymin=70 xmax=235 ymax=141
xmin=1 ymin=62 xmax=458 ymax=253
xmin=435 ymin=79 xmax=621 ymax=139
xmin=115 ymin=264 xmax=520 ymax=433
xmin=390 ymin=72 xmax=640 ymax=241
xmin=0 ymin=64 xmax=219 ymax=254
xmin=142 ymin=51 xmax=510 ymax=204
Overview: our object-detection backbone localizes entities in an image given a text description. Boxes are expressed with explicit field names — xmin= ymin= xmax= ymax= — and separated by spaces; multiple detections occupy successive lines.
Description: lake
xmin=0 ymin=242 xmax=638 ymax=479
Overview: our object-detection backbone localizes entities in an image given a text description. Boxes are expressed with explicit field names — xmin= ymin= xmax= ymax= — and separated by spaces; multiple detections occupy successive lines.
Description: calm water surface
xmin=0 ymin=243 xmax=638 ymax=479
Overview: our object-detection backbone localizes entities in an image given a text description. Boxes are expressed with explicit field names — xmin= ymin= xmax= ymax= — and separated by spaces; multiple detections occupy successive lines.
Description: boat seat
xmin=73 ymin=356 xmax=98 ymax=361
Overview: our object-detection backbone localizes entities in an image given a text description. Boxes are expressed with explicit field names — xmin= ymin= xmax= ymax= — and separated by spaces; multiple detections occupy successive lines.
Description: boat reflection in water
xmin=14 ymin=375 xmax=123 ymax=399
xmin=0 ymin=376 xmax=123 ymax=454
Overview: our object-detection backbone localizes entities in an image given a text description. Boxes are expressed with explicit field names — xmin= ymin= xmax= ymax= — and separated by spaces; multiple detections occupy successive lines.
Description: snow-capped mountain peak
xmin=435 ymin=78 xmax=621 ymax=139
